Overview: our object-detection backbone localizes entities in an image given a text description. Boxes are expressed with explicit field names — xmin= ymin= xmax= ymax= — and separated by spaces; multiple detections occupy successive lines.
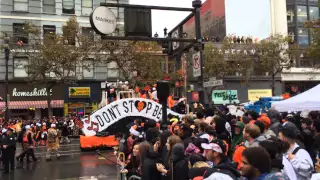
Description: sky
xmin=129 ymin=0 xmax=206 ymax=37
xmin=129 ymin=0 xmax=273 ymax=40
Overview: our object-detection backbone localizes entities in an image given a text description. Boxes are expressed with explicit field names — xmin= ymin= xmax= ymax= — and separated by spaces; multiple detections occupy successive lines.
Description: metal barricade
xmin=117 ymin=152 xmax=127 ymax=180
xmin=128 ymin=175 xmax=141 ymax=180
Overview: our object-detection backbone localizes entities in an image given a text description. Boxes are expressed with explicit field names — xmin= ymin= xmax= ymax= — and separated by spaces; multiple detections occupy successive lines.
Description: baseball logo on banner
xmin=82 ymin=98 xmax=185 ymax=136
xmin=192 ymin=51 xmax=201 ymax=77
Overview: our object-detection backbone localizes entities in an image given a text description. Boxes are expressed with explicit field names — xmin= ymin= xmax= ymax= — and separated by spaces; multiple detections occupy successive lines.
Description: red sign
xmin=192 ymin=92 xmax=199 ymax=102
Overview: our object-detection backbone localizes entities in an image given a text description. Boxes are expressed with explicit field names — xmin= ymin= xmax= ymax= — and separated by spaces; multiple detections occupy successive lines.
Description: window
xmin=287 ymin=6 xmax=294 ymax=24
xmin=63 ymin=0 xmax=75 ymax=14
xmin=13 ymin=0 xmax=28 ymax=11
xmin=13 ymin=23 xmax=28 ymax=44
xmin=63 ymin=30 xmax=75 ymax=45
xmin=298 ymin=28 xmax=309 ymax=45
xmin=309 ymin=6 xmax=319 ymax=21
xmin=107 ymin=62 xmax=120 ymax=78
xmin=14 ymin=57 xmax=28 ymax=78
xmin=43 ymin=25 xmax=56 ymax=35
xmin=297 ymin=6 xmax=308 ymax=24
xmin=82 ymin=0 xmax=93 ymax=16
xmin=82 ymin=27 xmax=94 ymax=41
xmin=83 ymin=59 xmax=95 ymax=78
xmin=43 ymin=0 xmax=55 ymax=13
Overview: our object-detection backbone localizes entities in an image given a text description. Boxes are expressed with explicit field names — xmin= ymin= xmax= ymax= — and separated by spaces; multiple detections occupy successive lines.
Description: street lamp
xmin=4 ymin=44 xmax=10 ymax=122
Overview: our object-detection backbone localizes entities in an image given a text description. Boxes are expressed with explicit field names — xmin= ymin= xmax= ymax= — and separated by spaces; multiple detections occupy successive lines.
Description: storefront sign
xmin=248 ymin=89 xmax=272 ymax=101
xmin=69 ymin=87 xmax=91 ymax=98
xmin=212 ymin=90 xmax=240 ymax=104
xmin=12 ymin=88 xmax=52 ymax=97
xmin=90 ymin=6 xmax=117 ymax=35
xmin=82 ymin=98 xmax=185 ymax=136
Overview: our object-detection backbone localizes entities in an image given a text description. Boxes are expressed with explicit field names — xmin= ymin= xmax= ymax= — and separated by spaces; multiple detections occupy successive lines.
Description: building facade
xmin=0 ymin=0 xmax=128 ymax=118
xmin=284 ymin=0 xmax=320 ymax=94
xmin=183 ymin=0 xmax=286 ymax=104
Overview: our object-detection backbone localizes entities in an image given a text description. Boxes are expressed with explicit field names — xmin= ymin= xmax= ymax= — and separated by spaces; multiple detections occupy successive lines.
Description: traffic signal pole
xmin=193 ymin=0 xmax=205 ymax=104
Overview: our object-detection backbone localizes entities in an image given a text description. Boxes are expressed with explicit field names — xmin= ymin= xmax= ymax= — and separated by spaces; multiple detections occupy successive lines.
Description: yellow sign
xmin=248 ymin=89 xmax=272 ymax=101
xmin=69 ymin=87 xmax=91 ymax=98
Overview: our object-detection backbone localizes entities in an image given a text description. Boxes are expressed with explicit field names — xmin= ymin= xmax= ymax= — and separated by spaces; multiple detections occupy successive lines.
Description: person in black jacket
xmin=1 ymin=128 xmax=17 ymax=174
xmin=156 ymin=143 xmax=189 ymax=180
xmin=139 ymin=141 xmax=161 ymax=180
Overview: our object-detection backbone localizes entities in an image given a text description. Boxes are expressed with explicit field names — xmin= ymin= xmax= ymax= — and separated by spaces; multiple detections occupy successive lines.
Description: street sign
xmin=203 ymin=79 xmax=223 ymax=88
xmin=172 ymin=30 xmax=180 ymax=51
xmin=192 ymin=51 xmax=201 ymax=77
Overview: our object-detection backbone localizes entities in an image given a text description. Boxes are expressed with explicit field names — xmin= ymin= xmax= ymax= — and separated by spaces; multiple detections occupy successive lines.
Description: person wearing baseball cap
xmin=201 ymin=139 xmax=241 ymax=179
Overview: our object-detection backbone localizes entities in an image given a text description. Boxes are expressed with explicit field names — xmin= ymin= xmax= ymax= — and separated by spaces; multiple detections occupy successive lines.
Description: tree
xmin=1 ymin=17 xmax=92 ymax=117
xmin=306 ymin=20 xmax=320 ymax=67
xmin=202 ymin=38 xmax=254 ymax=106
xmin=94 ymin=39 xmax=180 ymax=87
xmin=252 ymin=35 xmax=297 ymax=96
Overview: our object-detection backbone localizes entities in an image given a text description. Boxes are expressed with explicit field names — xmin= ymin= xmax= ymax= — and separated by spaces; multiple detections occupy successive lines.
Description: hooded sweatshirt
xmin=231 ymin=122 xmax=245 ymax=153
xmin=167 ymin=143 xmax=189 ymax=180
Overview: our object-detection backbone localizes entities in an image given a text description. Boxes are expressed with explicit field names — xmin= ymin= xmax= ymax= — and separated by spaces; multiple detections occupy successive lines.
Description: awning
xmin=0 ymin=100 xmax=64 ymax=109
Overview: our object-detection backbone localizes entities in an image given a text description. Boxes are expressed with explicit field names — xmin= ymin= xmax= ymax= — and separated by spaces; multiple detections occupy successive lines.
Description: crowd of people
xmin=114 ymin=104 xmax=320 ymax=180
xmin=0 ymin=117 xmax=82 ymax=174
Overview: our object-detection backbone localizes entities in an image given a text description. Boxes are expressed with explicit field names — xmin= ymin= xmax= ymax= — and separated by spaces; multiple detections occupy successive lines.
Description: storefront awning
xmin=0 ymin=100 xmax=64 ymax=109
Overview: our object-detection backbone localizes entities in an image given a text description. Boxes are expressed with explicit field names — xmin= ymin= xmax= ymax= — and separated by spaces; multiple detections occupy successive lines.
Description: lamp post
xmin=4 ymin=46 xmax=10 ymax=122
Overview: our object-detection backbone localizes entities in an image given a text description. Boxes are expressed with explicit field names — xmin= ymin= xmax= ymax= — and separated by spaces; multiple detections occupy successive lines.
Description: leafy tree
xmin=1 ymin=17 xmax=92 ymax=117
xmin=202 ymin=38 xmax=254 ymax=105
xmin=305 ymin=20 xmax=320 ymax=67
xmin=94 ymin=40 xmax=180 ymax=87
xmin=252 ymin=35 xmax=298 ymax=96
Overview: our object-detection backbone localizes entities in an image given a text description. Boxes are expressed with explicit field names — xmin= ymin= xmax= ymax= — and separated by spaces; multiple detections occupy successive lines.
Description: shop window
xmin=13 ymin=23 xmax=28 ymax=45
xmin=82 ymin=27 xmax=94 ymax=41
xmin=297 ymin=6 xmax=308 ymax=24
xmin=309 ymin=6 xmax=319 ymax=21
xmin=82 ymin=0 xmax=93 ymax=16
xmin=107 ymin=61 xmax=120 ymax=78
xmin=14 ymin=0 xmax=28 ymax=12
xmin=83 ymin=59 xmax=95 ymax=78
xmin=63 ymin=0 xmax=75 ymax=14
xmin=298 ymin=28 xmax=309 ymax=45
xmin=14 ymin=57 xmax=28 ymax=78
xmin=43 ymin=0 xmax=55 ymax=13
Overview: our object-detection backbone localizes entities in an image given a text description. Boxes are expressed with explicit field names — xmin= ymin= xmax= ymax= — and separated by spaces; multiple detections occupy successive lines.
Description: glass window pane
xmin=14 ymin=2 xmax=28 ymax=11
xmin=309 ymin=6 xmax=319 ymax=21
xmin=297 ymin=6 xmax=308 ymax=24
xmin=82 ymin=0 xmax=92 ymax=7
xmin=107 ymin=62 xmax=118 ymax=68
xmin=15 ymin=0 xmax=28 ymax=2
xmin=108 ymin=69 xmax=119 ymax=78
xmin=14 ymin=58 xmax=28 ymax=77
xmin=63 ymin=0 xmax=74 ymax=9
xmin=298 ymin=28 xmax=309 ymax=45
xmin=287 ymin=6 xmax=295 ymax=24
xmin=82 ymin=7 xmax=92 ymax=15
xmin=43 ymin=0 xmax=55 ymax=5
xmin=43 ymin=5 xmax=56 ymax=13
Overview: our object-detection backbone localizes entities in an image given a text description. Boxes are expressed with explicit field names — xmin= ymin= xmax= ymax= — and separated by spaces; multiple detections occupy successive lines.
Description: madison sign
xmin=12 ymin=88 xmax=52 ymax=97
xmin=90 ymin=6 xmax=117 ymax=35
xmin=82 ymin=98 xmax=185 ymax=136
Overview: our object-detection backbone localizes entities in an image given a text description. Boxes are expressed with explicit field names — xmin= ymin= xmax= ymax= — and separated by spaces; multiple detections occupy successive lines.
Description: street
xmin=1 ymin=139 xmax=118 ymax=180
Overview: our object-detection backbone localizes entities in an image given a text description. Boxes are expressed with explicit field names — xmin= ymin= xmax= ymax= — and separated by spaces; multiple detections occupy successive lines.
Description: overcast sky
xmin=129 ymin=0 xmax=272 ymax=40
xmin=129 ymin=0 xmax=206 ymax=37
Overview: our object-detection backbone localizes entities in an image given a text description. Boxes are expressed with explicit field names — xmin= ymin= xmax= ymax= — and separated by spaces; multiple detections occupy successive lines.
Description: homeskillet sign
xmin=90 ymin=6 xmax=117 ymax=35
xmin=82 ymin=98 xmax=185 ymax=136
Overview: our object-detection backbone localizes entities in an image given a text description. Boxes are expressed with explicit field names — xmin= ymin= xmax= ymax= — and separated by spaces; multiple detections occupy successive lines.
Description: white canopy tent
xmin=272 ymin=84 xmax=320 ymax=112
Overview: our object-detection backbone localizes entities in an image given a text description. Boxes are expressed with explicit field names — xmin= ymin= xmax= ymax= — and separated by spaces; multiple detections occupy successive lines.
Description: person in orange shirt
xmin=168 ymin=95 xmax=175 ymax=109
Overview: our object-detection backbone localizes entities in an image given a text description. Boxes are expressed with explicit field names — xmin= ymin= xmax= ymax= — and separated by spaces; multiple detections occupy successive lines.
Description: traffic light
xmin=162 ymin=41 xmax=169 ymax=54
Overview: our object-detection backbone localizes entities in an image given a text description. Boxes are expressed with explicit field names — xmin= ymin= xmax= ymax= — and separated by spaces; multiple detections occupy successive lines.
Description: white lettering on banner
xmin=82 ymin=98 xmax=185 ymax=136
xmin=12 ymin=88 xmax=52 ymax=97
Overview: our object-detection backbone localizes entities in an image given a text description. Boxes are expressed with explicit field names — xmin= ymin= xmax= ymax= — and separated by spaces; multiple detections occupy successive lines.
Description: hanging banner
xmin=82 ymin=98 xmax=185 ymax=136
xmin=212 ymin=90 xmax=240 ymax=104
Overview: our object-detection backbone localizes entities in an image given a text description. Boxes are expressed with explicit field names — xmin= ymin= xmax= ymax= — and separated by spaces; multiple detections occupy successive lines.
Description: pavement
xmin=0 ymin=139 xmax=118 ymax=180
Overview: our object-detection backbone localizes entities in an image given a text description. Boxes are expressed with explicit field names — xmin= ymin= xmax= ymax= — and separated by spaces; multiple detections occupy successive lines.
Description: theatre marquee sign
xmin=12 ymin=88 xmax=52 ymax=97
